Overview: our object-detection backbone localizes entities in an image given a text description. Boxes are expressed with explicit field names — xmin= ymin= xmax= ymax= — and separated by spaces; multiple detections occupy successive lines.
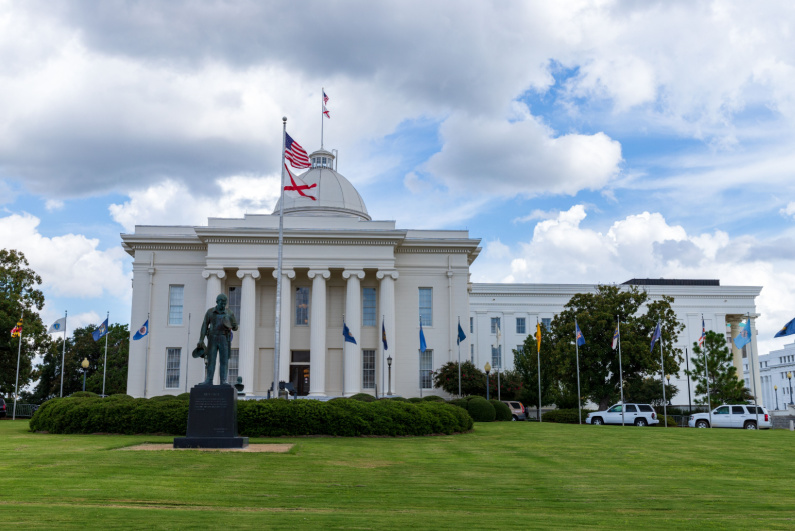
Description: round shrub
xmin=150 ymin=394 xmax=182 ymax=401
xmin=448 ymin=398 xmax=468 ymax=410
xmin=422 ymin=395 xmax=445 ymax=402
xmin=70 ymin=391 xmax=98 ymax=398
xmin=176 ymin=393 xmax=191 ymax=400
xmin=490 ymin=399 xmax=512 ymax=421
xmin=466 ymin=397 xmax=496 ymax=422
xmin=387 ymin=396 xmax=408 ymax=402
xmin=349 ymin=393 xmax=377 ymax=402
xmin=408 ymin=397 xmax=423 ymax=403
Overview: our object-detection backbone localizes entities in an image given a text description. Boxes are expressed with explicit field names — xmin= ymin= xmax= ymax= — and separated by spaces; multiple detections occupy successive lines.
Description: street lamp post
xmin=484 ymin=362 xmax=491 ymax=401
xmin=665 ymin=374 xmax=671 ymax=427
xmin=81 ymin=358 xmax=89 ymax=392
xmin=788 ymin=372 xmax=793 ymax=406
xmin=774 ymin=385 xmax=779 ymax=410
xmin=387 ymin=355 xmax=393 ymax=396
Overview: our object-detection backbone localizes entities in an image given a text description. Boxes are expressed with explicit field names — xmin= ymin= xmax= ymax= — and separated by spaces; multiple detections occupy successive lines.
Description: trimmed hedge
xmin=448 ymin=398 xmax=468 ymax=410
xmin=541 ymin=408 xmax=593 ymax=424
xmin=349 ymin=393 xmax=377 ymax=402
xmin=422 ymin=395 xmax=445 ymax=402
xmin=30 ymin=396 xmax=473 ymax=437
xmin=467 ymin=397 xmax=496 ymax=422
xmin=490 ymin=399 xmax=512 ymax=422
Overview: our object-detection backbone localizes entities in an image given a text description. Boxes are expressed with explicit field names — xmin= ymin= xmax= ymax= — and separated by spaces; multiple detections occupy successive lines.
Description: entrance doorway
xmin=290 ymin=350 xmax=310 ymax=396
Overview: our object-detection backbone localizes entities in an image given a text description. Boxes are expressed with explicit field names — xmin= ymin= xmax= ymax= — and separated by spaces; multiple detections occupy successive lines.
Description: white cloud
xmin=781 ymin=202 xmax=795 ymax=219
xmin=44 ymin=199 xmax=64 ymax=211
xmin=0 ymin=212 xmax=130 ymax=299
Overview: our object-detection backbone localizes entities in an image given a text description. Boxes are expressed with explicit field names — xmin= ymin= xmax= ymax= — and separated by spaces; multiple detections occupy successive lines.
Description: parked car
xmin=688 ymin=404 xmax=771 ymax=429
xmin=502 ymin=401 xmax=526 ymax=421
xmin=0 ymin=398 xmax=6 ymax=418
xmin=586 ymin=403 xmax=659 ymax=426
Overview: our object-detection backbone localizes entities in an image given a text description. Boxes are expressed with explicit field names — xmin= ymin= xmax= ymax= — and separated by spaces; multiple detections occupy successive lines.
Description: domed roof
xmin=273 ymin=149 xmax=370 ymax=220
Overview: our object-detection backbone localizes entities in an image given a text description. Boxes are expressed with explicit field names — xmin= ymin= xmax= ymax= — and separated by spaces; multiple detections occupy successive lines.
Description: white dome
xmin=273 ymin=149 xmax=370 ymax=220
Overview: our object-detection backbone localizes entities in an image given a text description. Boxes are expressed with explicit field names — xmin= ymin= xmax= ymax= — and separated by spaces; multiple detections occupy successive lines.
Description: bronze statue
xmin=197 ymin=293 xmax=238 ymax=385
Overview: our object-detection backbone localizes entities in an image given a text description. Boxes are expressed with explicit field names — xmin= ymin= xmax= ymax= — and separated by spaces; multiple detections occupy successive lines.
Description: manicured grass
xmin=1 ymin=419 xmax=794 ymax=529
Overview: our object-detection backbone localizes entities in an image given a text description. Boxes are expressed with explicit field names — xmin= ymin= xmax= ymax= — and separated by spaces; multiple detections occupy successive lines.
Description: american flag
xmin=323 ymin=104 xmax=330 ymax=119
xmin=284 ymin=132 xmax=310 ymax=168
xmin=698 ymin=317 xmax=706 ymax=346
xmin=323 ymin=90 xmax=329 ymax=104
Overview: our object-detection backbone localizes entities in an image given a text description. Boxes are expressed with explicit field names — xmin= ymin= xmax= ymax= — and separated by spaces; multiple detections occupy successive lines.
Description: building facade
xmin=744 ymin=342 xmax=795 ymax=411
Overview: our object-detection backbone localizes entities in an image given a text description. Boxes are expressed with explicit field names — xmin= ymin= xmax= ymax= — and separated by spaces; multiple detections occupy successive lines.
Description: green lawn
xmin=1 ymin=419 xmax=793 ymax=530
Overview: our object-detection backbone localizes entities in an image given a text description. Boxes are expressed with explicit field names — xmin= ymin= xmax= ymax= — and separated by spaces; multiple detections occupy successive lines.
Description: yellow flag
xmin=536 ymin=322 xmax=542 ymax=353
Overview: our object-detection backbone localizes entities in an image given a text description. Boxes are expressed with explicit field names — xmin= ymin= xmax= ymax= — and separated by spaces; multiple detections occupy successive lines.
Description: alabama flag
xmin=284 ymin=164 xmax=316 ymax=201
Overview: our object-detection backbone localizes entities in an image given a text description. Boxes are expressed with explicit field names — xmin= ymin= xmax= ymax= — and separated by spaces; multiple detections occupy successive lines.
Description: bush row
xmin=541 ymin=408 xmax=593 ymax=424
xmin=29 ymin=395 xmax=473 ymax=437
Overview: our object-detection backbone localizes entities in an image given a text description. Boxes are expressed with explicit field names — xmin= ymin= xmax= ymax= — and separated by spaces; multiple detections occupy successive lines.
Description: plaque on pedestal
xmin=174 ymin=384 xmax=249 ymax=449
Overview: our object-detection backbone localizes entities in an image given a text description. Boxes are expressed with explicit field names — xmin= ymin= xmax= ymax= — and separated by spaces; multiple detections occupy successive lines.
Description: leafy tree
xmin=514 ymin=333 xmax=558 ymax=411
xmin=432 ymin=361 xmax=522 ymax=400
xmin=623 ymin=377 xmax=678 ymax=407
xmin=544 ymin=285 xmax=684 ymax=410
xmin=685 ymin=330 xmax=752 ymax=405
xmin=0 ymin=249 xmax=49 ymax=399
xmin=32 ymin=323 xmax=129 ymax=401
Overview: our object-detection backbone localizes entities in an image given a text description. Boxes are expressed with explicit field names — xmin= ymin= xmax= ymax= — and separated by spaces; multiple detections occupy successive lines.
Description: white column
xmin=273 ymin=268 xmax=295 ymax=383
xmin=343 ymin=269 xmax=365 ymax=396
xmin=236 ymin=269 xmax=260 ymax=393
xmin=377 ymin=269 xmax=398 ymax=398
xmin=203 ymin=269 xmax=226 ymax=310
xmin=749 ymin=317 xmax=764 ymax=406
xmin=308 ymin=269 xmax=330 ymax=396
xmin=727 ymin=316 xmax=744 ymax=378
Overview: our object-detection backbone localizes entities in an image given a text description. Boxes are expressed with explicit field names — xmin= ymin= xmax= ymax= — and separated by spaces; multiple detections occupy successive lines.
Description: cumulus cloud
xmin=0 ymin=212 xmax=130 ymax=299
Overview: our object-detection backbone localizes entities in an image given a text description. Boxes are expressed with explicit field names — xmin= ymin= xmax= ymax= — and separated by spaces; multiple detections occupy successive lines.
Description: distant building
xmin=122 ymin=147 xmax=764 ymax=405
xmin=745 ymin=342 xmax=795 ymax=411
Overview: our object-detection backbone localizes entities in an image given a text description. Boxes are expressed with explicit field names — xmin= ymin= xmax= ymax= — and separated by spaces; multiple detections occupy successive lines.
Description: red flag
xmin=323 ymin=104 xmax=330 ymax=119
xmin=283 ymin=164 xmax=316 ymax=201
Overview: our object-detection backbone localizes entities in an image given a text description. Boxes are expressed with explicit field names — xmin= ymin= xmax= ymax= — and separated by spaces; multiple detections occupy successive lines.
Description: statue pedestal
xmin=174 ymin=384 xmax=249 ymax=449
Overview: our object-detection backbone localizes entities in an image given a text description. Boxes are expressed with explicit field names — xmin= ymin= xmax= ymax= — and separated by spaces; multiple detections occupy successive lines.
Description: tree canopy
xmin=685 ymin=330 xmax=752 ymax=405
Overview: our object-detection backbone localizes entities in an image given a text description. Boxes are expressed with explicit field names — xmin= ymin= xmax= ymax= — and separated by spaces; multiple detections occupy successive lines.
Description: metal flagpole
xmin=575 ymin=318 xmax=582 ymax=425
xmin=685 ymin=347 xmax=692 ymax=414
xmin=660 ymin=325 xmax=667 ymax=427
xmin=383 ymin=314 xmax=386 ymax=399
xmin=457 ymin=317 xmax=462 ymax=397
xmin=320 ymin=88 xmax=324 ymax=150
xmin=144 ymin=312 xmax=151 ymax=398
xmin=746 ymin=315 xmax=760 ymax=428
xmin=703 ymin=333 xmax=712 ymax=428
xmin=618 ymin=317 xmax=625 ymax=427
xmin=12 ymin=314 xmax=23 ymax=420
xmin=60 ymin=310 xmax=68 ymax=397
xmin=102 ymin=311 xmax=109 ymax=396
xmin=536 ymin=318 xmax=542 ymax=423
xmin=274 ymin=117 xmax=288 ymax=399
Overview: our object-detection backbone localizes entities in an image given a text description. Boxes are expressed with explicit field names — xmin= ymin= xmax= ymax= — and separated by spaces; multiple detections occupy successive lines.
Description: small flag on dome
xmin=284 ymin=132 xmax=310 ymax=169
xmin=323 ymin=90 xmax=329 ymax=104
xmin=323 ymin=104 xmax=330 ymax=119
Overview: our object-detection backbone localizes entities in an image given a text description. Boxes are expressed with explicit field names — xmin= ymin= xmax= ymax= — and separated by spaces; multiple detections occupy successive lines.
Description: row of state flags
xmin=10 ymin=315 xmax=150 ymax=342
xmin=340 ymin=315 xmax=468 ymax=355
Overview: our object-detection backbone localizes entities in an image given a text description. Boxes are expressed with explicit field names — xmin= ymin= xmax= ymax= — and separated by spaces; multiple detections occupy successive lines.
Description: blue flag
xmin=774 ymin=317 xmax=795 ymax=338
xmin=457 ymin=321 xmax=466 ymax=345
xmin=133 ymin=320 xmax=149 ymax=341
xmin=734 ymin=318 xmax=752 ymax=349
xmin=420 ymin=319 xmax=427 ymax=353
xmin=575 ymin=321 xmax=586 ymax=346
xmin=92 ymin=318 xmax=109 ymax=342
xmin=343 ymin=321 xmax=357 ymax=344
xmin=650 ymin=322 xmax=661 ymax=352
xmin=382 ymin=320 xmax=388 ymax=350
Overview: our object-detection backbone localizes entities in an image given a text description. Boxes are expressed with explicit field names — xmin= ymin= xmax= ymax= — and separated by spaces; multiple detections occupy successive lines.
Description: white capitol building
xmin=123 ymin=147 xmax=763 ymax=405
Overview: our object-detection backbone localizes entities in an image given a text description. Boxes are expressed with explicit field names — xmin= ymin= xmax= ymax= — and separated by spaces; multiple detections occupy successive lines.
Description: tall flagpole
xmin=320 ymin=88 xmax=325 ymax=150
xmin=273 ymin=117 xmax=288 ymax=399
xmin=457 ymin=317 xmax=462 ymax=397
xmin=618 ymin=317 xmax=625 ymax=427
xmin=102 ymin=311 xmax=109 ymax=396
xmin=575 ymin=318 xmax=582 ymax=425
xmin=144 ymin=312 xmax=151 ymax=398
xmin=12 ymin=314 xmax=23 ymax=420
xmin=660 ymin=324 xmax=667 ymax=427
xmin=536 ymin=318 xmax=542 ymax=423
xmin=702 ymin=324 xmax=712 ymax=428
xmin=59 ymin=310 xmax=68 ymax=397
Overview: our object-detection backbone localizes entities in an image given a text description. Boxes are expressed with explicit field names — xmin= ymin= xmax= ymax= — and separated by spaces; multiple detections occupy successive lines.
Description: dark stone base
xmin=173 ymin=436 xmax=249 ymax=449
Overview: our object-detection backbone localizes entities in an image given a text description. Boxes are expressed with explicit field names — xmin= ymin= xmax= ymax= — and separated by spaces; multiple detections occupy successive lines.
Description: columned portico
xmin=236 ymin=269 xmax=260 ymax=394
xmin=308 ymin=269 xmax=330 ymax=396
xmin=377 ymin=269 xmax=398 ymax=396
xmin=273 ymin=268 xmax=296 ymax=383
xmin=343 ymin=269 xmax=365 ymax=396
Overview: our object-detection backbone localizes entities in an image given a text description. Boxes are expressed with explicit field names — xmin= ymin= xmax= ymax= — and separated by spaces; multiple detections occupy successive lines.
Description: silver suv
xmin=688 ymin=404 xmax=771 ymax=429
xmin=586 ymin=403 xmax=659 ymax=426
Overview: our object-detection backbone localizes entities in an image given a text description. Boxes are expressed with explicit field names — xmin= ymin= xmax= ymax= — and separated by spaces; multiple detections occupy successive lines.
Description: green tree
xmin=514 ymin=333 xmax=558 ymax=411
xmin=685 ymin=330 xmax=752 ymax=405
xmin=545 ymin=285 xmax=684 ymax=410
xmin=32 ymin=323 xmax=129 ymax=400
xmin=623 ymin=377 xmax=679 ymax=407
xmin=433 ymin=361 xmax=486 ymax=396
xmin=0 ymin=249 xmax=49 ymax=399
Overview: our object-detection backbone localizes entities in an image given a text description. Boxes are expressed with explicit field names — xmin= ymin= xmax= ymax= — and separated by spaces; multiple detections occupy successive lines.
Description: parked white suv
xmin=586 ymin=403 xmax=659 ymax=426
xmin=688 ymin=404 xmax=771 ymax=429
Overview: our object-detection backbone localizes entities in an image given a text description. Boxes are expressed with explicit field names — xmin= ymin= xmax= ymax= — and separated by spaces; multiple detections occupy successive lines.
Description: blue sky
xmin=2 ymin=0 xmax=795 ymax=356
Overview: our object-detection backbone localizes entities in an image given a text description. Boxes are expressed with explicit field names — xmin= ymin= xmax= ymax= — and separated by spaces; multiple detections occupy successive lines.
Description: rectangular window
xmin=420 ymin=349 xmax=433 ymax=389
xmin=490 ymin=317 xmax=501 ymax=334
xmin=470 ymin=317 xmax=474 ymax=334
xmin=295 ymin=286 xmax=309 ymax=325
xmin=516 ymin=317 xmax=526 ymax=334
xmin=168 ymin=285 xmax=184 ymax=325
xmin=491 ymin=345 xmax=502 ymax=368
xmin=470 ymin=344 xmax=474 ymax=364
xmin=362 ymin=288 xmax=377 ymax=327
xmin=542 ymin=318 xmax=552 ymax=331
xmin=165 ymin=348 xmax=181 ymax=388
xmin=227 ymin=348 xmax=239 ymax=383
xmin=419 ymin=288 xmax=433 ymax=326
xmin=362 ymin=349 xmax=376 ymax=389
xmin=517 ymin=345 xmax=523 ymax=353
xmin=227 ymin=286 xmax=241 ymax=323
